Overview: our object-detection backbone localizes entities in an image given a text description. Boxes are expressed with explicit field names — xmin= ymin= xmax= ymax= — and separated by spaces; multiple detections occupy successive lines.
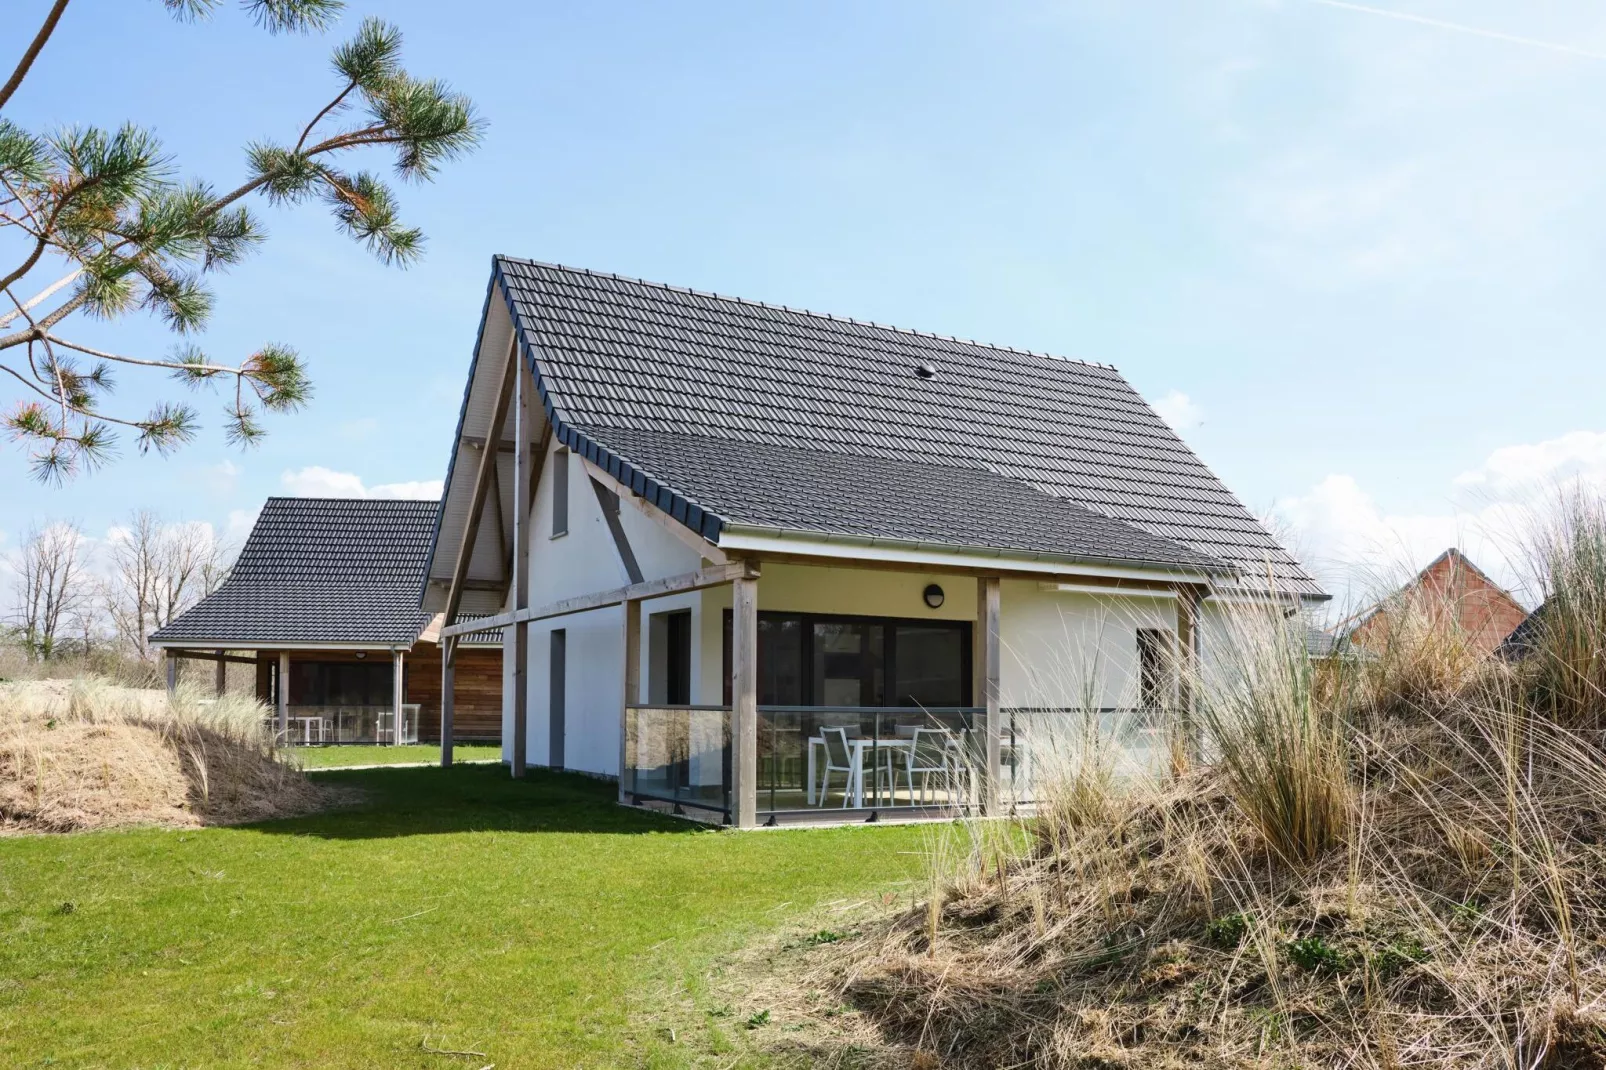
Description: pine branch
xmin=0 ymin=0 xmax=72 ymax=113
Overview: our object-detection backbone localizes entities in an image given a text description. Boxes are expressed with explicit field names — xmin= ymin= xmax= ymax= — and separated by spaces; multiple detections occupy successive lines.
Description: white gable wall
xmin=510 ymin=438 xmax=702 ymax=776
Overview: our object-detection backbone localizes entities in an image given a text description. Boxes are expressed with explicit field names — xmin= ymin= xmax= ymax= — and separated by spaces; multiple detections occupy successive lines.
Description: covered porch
xmin=159 ymin=645 xmax=419 ymax=746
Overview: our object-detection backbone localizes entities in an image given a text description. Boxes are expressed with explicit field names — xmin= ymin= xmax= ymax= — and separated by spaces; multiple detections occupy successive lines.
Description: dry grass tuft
xmin=0 ymin=678 xmax=334 ymax=833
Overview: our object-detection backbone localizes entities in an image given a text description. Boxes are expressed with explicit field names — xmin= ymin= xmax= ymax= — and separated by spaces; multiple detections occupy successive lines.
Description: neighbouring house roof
xmin=1495 ymin=600 xmax=1547 ymax=660
xmin=440 ymin=257 xmax=1323 ymax=597
xmin=1341 ymin=548 xmax=1529 ymax=657
xmin=151 ymin=497 xmax=440 ymax=647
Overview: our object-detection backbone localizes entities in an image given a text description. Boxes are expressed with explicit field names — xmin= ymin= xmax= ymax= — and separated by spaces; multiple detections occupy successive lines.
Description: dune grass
xmin=0 ymin=764 xmax=927 ymax=1068
xmin=286 ymin=743 xmax=502 ymax=769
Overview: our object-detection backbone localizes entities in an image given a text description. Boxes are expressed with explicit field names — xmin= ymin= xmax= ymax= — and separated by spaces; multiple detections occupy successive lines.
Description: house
xmin=1337 ymin=548 xmax=1527 ymax=658
xmin=425 ymin=257 xmax=1326 ymax=826
xmin=151 ymin=497 xmax=502 ymax=746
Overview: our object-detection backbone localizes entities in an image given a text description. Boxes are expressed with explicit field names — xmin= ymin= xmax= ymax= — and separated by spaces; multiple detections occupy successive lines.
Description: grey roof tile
xmin=151 ymin=497 xmax=439 ymax=645
xmin=494 ymin=258 xmax=1324 ymax=597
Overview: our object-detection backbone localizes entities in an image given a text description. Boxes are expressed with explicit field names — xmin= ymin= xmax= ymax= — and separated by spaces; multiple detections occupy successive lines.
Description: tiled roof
xmin=151 ymin=498 xmax=439 ymax=646
xmin=590 ymin=428 xmax=1225 ymax=571
xmin=497 ymin=258 xmax=1324 ymax=596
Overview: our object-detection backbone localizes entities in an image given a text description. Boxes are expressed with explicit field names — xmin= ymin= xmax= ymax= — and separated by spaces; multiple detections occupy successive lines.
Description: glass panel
xmin=624 ymin=706 xmax=731 ymax=815
xmin=812 ymin=621 xmax=884 ymax=707
xmin=759 ymin=707 xmax=979 ymax=814
xmin=892 ymin=625 xmax=966 ymax=707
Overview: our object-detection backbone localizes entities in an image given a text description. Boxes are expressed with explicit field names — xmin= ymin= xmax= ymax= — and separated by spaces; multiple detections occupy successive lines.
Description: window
xmin=551 ymin=448 xmax=569 ymax=537
xmin=287 ymin=660 xmax=392 ymax=706
xmin=1137 ymin=628 xmax=1176 ymax=710
xmin=724 ymin=610 xmax=970 ymax=707
xmin=549 ymin=630 xmax=566 ymax=768
xmin=664 ymin=611 xmax=692 ymax=705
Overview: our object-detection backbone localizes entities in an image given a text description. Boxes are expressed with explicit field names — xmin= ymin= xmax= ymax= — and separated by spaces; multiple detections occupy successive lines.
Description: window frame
xmin=550 ymin=447 xmax=570 ymax=538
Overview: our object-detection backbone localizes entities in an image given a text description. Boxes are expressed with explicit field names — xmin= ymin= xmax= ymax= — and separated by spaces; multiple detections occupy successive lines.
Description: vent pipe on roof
xmin=915 ymin=363 xmax=937 ymax=379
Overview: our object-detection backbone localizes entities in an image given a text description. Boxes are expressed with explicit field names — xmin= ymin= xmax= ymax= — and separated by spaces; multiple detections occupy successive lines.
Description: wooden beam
xmin=510 ymin=356 xmax=534 ymax=779
xmin=590 ymin=478 xmax=645 ymax=584
xmin=619 ymin=598 xmax=641 ymax=804
xmin=165 ymin=653 xmax=177 ymax=696
xmin=580 ymin=457 xmax=729 ymax=566
xmin=975 ymin=576 xmax=1001 ymax=815
xmin=442 ymin=561 xmax=760 ymax=637
xmin=214 ymin=650 xmax=226 ymax=697
xmin=1174 ymin=583 xmax=1205 ymax=769
xmin=428 ymin=577 xmax=508 ymax=593
xmin=276 ymin=651 xmax=289 ymax=742
xmin=441 ymin=637 xmax=455 ymax=767
xmin=460 ymin=435 xmax=517 ymax=453
xmin=730 ymin=574 xmax=758 ymax=829
xmin=490 ymin=454 xmax=508 ymax=575
xmin=442 ymin=336 xmax=519 ymax=635
xmin=161 ymin=650 xmax=260 ymax=666
xmin=392 ymin=649 xmax=405 ymax=746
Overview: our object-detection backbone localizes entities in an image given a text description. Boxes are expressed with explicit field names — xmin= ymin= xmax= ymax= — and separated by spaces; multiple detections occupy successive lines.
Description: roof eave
xmin=713 ymin=522 xmax=1230 ymax=583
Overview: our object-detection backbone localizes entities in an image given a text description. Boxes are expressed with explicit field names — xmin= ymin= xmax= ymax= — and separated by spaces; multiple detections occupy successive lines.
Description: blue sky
xmin=5 ymin=0 xmax=1606 ymax=605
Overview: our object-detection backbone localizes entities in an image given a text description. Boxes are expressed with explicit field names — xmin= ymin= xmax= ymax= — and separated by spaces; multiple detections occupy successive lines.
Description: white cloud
xmin=1453 ymin=430 xmax=1606 ymax=495
xmin=279 ymin=466 xmax=442 ymax=500
xmin=1273 ymin=428 xmax=1606 ymax=608
xmin=1152 ymin=390 xmax=1204 ymax=432
xmin=338 ymin=417 xmax=380 ymax=440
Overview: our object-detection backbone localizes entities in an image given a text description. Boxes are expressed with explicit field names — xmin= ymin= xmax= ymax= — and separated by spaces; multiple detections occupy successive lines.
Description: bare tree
xmin=105 ymin=511 xmax=233 ymax=660
xmin=9 ymin=519 xmax=86 ymax=659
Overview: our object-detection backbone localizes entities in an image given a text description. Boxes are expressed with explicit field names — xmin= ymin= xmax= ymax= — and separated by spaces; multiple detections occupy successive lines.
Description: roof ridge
xmin=263 ymin=496 xmax=439 ymax=505
xmin=495 ymin=255 xmax=1115 ymax=371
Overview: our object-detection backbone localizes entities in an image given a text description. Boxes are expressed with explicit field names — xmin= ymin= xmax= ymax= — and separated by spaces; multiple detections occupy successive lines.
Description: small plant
xmin=745 ymin=1009 xmax=771 ymax=1030
xmin=1369 ymin=938 xmax=1429 ymax=981
xmin=1206 ymin=912 xmax=1250 ymax=948
xmin=804 ymin=929 xmax=846 ymax=945
xmin=1284 ymin=935 xmax=1351 ymax=974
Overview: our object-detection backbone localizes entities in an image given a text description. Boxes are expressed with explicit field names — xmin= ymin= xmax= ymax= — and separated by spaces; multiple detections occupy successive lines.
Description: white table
xmin=806 ymin=735 xmax=913 ymax=808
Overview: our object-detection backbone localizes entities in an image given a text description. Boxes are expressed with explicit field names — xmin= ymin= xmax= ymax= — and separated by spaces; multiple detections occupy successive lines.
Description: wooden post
xmin=214 ymin=650 xmax=226 ymax=697
xmin=730 ymin=574 xmax=759 ymax=828
xmin=276 ymin=651 xmax=289 ymax=741
xmin=1174 ymin=584 xmax=1204 ymax=767
xmin=441 ymin=638 xmax=455 ymax=768
xmin=619 ymin=598 xmax=641 ymax=803
xmin=509 ymin=350 xmax=533 ymax=779
xmin=975 ymin=576 xmax=1002 ymax=814
xmin=164 ymin=652 xmax=177 ymax=696
xmin=391 ymin=649 xmax=405 ymax=746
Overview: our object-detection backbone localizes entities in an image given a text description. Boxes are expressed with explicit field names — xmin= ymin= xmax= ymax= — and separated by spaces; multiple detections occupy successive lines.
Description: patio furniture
xmin=898 ymin=727 xmax=954 ymax=805
xmin=289 ymin=715 xmax=324 ymax=745
xmin=808 ymin=729 xmax=910 ymax=808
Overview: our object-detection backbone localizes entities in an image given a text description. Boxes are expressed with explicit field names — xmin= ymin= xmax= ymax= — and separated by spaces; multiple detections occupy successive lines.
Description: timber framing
xmin=441 ymin=336 xmax=519 ymax=638
xmin=580 ymin=457 xmax=730 ymax=566
xmin=441 ymin=560 xmax=761 ymax=637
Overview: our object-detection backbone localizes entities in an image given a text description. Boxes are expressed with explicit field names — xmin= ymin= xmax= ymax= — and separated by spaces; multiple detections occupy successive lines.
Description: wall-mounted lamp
xmin=923 ymin=583 xmax=945 ymax=609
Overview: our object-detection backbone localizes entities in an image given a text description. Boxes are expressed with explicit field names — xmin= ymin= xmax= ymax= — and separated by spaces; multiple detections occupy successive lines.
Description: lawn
xmin=285 ymin=743 xmax=503 ymax=769
xmin=0 ymin=765 xmax=928 ymax=1068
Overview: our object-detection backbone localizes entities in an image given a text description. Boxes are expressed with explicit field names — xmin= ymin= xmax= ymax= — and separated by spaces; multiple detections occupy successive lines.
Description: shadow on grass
xmin=251 ymin=763 xmax=710 ymax=839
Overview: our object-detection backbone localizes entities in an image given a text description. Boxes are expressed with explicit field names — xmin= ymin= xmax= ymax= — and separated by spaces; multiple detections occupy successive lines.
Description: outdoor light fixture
xmin=355 ymin=652 xmax=366 ymax=659
xmin=923 ymin=583 xmax=945 ymax=609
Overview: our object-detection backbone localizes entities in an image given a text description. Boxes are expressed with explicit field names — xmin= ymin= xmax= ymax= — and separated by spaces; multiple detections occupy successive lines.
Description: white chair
xmin=901 ymin=727 xmax=953 ymax=805
xmin=817 ymin=727 xmax=860 ymax=808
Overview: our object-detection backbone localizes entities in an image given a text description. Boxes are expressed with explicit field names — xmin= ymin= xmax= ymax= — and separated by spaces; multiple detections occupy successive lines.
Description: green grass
xmin=0 ymin=765 xmax=927 ymax=1068
xmin=285 ymin=743 xmax=503 ymax=769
